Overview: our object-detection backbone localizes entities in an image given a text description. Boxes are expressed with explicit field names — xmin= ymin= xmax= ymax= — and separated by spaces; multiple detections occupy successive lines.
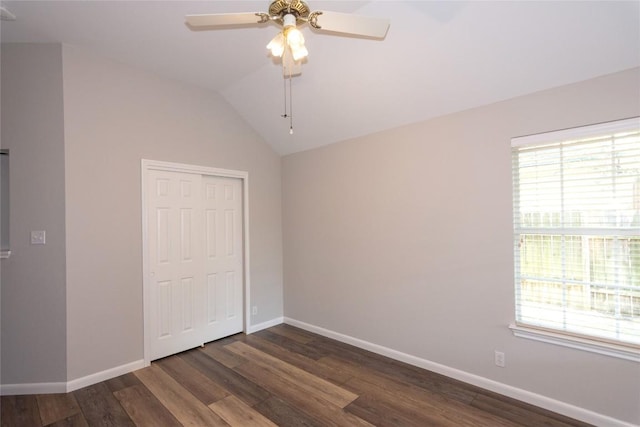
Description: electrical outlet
xmin=252 ymin=306 xmax=257 ymax=316
xmin=495 ymin=350 xmax=505 ymax=367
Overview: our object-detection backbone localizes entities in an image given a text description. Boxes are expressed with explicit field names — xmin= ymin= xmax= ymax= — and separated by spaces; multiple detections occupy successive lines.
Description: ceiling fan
xmin=186 ymin=0 xmax=390 ymax=76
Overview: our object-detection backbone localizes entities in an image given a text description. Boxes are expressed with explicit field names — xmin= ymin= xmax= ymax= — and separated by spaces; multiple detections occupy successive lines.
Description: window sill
xmin=509 ymin=324 xmax=639 ymax=362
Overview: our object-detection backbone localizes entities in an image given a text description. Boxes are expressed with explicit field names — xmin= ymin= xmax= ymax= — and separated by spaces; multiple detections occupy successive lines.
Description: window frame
xmin=510 ymin=117 xmax=640 ymax=361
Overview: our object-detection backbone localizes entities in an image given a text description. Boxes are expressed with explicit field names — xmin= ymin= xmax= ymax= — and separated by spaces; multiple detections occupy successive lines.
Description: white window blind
xmin=511 ymin=117 xmax=640 ymax=348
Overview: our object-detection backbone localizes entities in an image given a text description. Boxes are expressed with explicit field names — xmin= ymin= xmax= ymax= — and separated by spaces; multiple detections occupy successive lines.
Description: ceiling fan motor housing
xmin=269 ymin=0 xmax=310 ymax=23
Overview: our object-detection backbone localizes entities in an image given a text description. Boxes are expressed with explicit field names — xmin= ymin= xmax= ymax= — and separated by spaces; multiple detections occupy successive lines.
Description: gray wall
xmin=282 ymin=67 xmax=640 ymax=424
xmin=1 ymin=43 xmax=283 ymax=385
xmin=62 ymin=45 xmax=283 ymax=381
xmin=1 ymin=44 xmax=67 ymax=384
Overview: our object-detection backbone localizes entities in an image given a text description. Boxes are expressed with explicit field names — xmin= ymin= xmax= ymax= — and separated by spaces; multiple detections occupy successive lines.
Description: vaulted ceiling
xmin=2 ymin=1 xmax=639 ymax=155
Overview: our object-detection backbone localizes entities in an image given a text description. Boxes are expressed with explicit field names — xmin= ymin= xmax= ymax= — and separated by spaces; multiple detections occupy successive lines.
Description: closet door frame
xmin=141 ymin=159 xmax=250 ymax=366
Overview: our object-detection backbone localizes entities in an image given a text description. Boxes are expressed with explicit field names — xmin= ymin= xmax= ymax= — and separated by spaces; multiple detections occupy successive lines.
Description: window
xmin=511 ymin=117 xmax=640 ymax=354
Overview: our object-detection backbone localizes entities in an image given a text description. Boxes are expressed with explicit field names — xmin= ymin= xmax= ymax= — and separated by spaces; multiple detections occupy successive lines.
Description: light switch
xmin=30 ymin=230 xmax=46 ymax=245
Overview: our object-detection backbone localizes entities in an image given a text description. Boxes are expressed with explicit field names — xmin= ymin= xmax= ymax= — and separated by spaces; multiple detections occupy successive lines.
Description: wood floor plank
xmin=104 ymin=373 xmax=143 ymax=393
xmin=1 ymin=395 xmax=41 ymax=427
xmin=254 ymin=329 xmax=329 ymax=360
xmin=36 ymin=393 xmax=81 ymax=426
xmin=113 ymin=384 xmax=181 ymax=427
xmin=155 ymin=354 xmax=229 ymax=405
xmin=209 ymin=395 xmax=278 ymax=427
xmin=243 ymin=333 xmax=353 ymax=385
xmin=200 ymin=343 xmax=247 ymax=369
xmin=253 ymin=396 xmax=327 ymax=427
xmin=225 ymin=341 xmax=358 ymax=408
xmin=320 ymin=354 xmax=453 ymax=409
xmin=313 ymin=339 xmax=478 ymax=405
xmin=470 ymin=393 xmax=592 ymax=427
xmin=344 ymin=372 xmax=520 ymax=427
xmin=267 ymin=324 xmax=316 ymax=344
xmin=346 ymin=394 xmax=456 ymax=427
xmin=234 ymin=360 xmax=373 ymax=427
xmin=205 ymin=334 xmax=242 ymax=347
xmin=342 ymin=373 xmax=463 ymax=427
xmin=45 ymin=413 xmax=89 ymax=427
xmin=322 ymin=355 xmax=522 ymax=427
xmin=134 ymin=365 xmax=228 ymax=427
xmin=73 ymin=382 xmax=134 ymax=427
xmin=179 ymin=348 xmax=271 ymax=407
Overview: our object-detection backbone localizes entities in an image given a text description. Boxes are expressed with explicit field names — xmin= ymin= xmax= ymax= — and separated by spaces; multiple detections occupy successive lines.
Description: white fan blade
xmin=186 ymin=13 xmax=264 ymax=28
xmin=313 ymin=11 xmax=389 ymax=39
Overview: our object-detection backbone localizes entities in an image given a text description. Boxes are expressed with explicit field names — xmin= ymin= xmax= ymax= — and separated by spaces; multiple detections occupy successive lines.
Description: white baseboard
xmin=1 ymin=316 xmax=285 ymax=397
xmin=1 ymin=359 xmax=146 ymax=396
xmin=247 ymin=316 xmax=283 ymax=334
xmin=66 ymin=359 xmax=146 ymax=392
xmin=1 ymin=381 xmax=67 ymax=396
xmin=284 ymin=317 xmax=636 ymax=427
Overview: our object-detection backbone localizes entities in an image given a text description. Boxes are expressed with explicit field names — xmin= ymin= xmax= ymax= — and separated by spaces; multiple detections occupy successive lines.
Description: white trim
xmin=0 ymin=250 xmax=11 ymax=259
xmin=284 ymin=317 xmax=637 ymax=427
xmin=1 ymin=381 xmax=67 ymax=396
xmin=510 ymin=324 xmax=640 ymax=362
xmin=1 ymin=359 xmax=145 ymax=395
xmin=141 ymin=159 xmax=251 ymax=366
xmin=242 ymin=172 xmax=251 ymax=339
xmin=247 ymin=317 xmax=284 ymax=334
xmin=515 ymin=226 xmax=639 ymax=237
xmin=511 ymin=116 xmax=639 ymax=148
xmin=142 ymin=159 xmax=249 ymax=179
xmin=66 ymin=359 xmax=146 ymax=393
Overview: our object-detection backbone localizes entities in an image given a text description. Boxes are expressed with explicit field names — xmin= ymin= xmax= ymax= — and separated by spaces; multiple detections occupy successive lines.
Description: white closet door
xmin=147 ymin=170 xmax=205 ymax=361
xmin=146 ymin=169 xmax=244 ymax=361
xmin=202 ymin=175 xmax=244 ymax=341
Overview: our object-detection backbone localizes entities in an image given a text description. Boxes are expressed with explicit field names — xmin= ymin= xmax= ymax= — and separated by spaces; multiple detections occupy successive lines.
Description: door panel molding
xmin=141 ymin=159 xmax=250 ymax=366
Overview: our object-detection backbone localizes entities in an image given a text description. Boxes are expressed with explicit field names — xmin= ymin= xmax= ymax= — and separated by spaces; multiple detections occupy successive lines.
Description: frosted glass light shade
xmin=267 ymin=13 xmax=308 ymax=61
xmin=267 ymin=33 xmax=285 ymax=57
xmin=291 ymin=45 xmax=309 ymax=61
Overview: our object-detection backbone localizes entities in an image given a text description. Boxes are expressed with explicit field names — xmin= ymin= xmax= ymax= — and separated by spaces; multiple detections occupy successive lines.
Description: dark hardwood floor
xmin=1 ymin=324 xmax=593 ymax=426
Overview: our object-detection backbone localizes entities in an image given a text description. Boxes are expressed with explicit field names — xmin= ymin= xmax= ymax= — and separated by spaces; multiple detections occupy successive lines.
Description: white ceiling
xmin=2 ymin=1 xmax=639 ymax=155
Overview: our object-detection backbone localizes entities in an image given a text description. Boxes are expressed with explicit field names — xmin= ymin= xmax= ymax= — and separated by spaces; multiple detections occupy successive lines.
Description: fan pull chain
xmin=282 ymin=76 xmax=288 ymax=119
xmin=281 ymin=62 xmax=294 ymax=134
xmin=288 ymin=68 xmax=294 ymax=134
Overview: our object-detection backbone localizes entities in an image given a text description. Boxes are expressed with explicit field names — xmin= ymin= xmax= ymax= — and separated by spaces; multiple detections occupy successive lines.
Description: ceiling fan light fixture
xmin=285 ymin=27 xmax=304 ymax=47
xmin=282 ymin=13 xmax=297 ymax=29
xmin=283 ymin=20 xmax=308 ymax=60
xmin=268 ymin=14 xmax=308 ymax=61
xmin=290 ymin=44 xmax=308 ymax=61
xmin=267 ymin=33 xmax=285 ymax=57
